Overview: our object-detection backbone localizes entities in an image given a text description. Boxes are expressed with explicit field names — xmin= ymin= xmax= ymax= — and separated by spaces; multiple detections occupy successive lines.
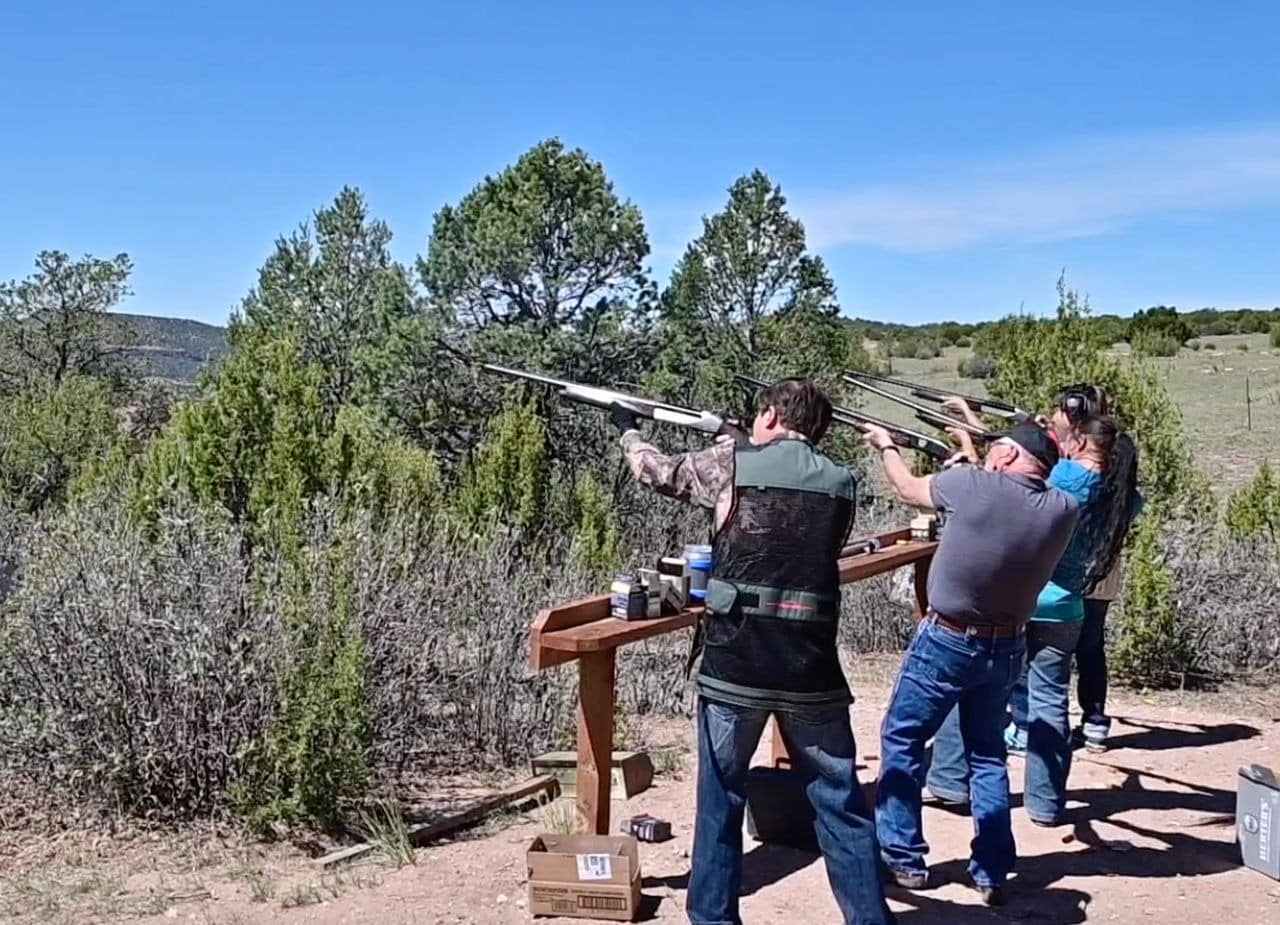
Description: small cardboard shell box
xmin=1238 ymin=764 xmax=1280 ymax=880
xmin=527 ymin=833 xmax=641 ymax=921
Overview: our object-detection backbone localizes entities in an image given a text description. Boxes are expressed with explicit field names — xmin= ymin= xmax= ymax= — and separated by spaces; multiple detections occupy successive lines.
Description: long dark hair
xmin=1076 ymin=415 xmax=1141 ymax=594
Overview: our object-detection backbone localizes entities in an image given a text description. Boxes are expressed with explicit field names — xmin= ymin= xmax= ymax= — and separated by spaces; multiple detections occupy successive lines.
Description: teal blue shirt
xmin=1032 ymin=460 xmax=1104 ymax=623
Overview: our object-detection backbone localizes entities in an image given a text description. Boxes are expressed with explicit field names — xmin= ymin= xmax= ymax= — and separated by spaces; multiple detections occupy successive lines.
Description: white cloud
xmin=790 ymin=125 xmax=1280 ymax=253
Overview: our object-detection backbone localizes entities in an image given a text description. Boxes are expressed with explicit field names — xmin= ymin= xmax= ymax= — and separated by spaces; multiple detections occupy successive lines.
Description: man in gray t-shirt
xmin=927 ymin=464 xmax=1079 ymax=626
xmin=860 ymin=423 xmax=1077 ymax=905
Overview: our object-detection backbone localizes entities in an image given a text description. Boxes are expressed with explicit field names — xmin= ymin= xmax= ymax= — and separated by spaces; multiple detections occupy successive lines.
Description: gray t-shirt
xmin=926 ymin=466 xmax=1079 ymax=627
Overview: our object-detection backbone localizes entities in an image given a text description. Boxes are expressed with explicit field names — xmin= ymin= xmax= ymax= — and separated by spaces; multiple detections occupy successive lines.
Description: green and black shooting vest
xmin=696 ymin=437 xmax=858 ymax=713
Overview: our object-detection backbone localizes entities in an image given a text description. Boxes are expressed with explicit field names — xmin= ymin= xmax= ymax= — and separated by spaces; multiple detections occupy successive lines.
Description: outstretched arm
xmin=621 ymin=430 xmax=735 ymax=511
xmin=861 ymin=424 xmax=935 ymax=510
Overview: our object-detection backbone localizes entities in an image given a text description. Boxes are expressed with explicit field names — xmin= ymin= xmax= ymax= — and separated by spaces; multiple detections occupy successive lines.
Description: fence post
xmin=1246 ymin=375 xmax=1252 ymax=431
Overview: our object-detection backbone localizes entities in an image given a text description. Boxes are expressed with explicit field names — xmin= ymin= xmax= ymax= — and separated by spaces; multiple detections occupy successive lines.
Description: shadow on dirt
xmin=923 ymin=758 xmax=1242 ymax=922
xmin=891 ymin=886 xmax=1092 ymax=924
xmin=642 ymin=720 xmax=1252 ymax=923
xmin=1102 ymin=718 xmax=1260 ymax=752
xmin=644 ymin=841 xmax=820 ymax=899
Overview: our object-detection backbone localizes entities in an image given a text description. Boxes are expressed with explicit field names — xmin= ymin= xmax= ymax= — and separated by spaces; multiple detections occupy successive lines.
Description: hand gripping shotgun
xmin=734 ymin=374 xmax=952 ymax=462
xmin=482 ymin=364 xmax=751 ymax=445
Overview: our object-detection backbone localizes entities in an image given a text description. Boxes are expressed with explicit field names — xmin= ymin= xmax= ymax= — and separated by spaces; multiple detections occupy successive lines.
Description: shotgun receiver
xmin=735 ymin=374 xmax=952 ymax=462
xmin=844 ymin=370 xmax=1030 ymax=422
xmin=483 ymin=364 xmax=749 ymax=444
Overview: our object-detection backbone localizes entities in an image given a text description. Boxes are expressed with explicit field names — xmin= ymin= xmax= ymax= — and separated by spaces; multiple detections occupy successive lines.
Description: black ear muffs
xmin=1059 ymin=383 xmax=1101 ymax=422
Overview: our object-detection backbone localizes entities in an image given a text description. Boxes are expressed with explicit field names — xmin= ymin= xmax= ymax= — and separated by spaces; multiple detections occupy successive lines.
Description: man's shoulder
xmin=935 ymin=464 xmax=986 ymax=490
xmin=1054 ymin=486 xmax=1083 ymax=512
xmin=929 ymin=463 xmax=986 ymax=510
xmin=684 ymin=436 xmax=737 ymax=476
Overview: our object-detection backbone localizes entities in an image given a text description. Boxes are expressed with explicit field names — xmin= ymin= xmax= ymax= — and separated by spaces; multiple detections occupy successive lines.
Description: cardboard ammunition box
xmin=527 ymin=834 xmax=641 ymax=921
xmin=910 ymin=513 xmax=938 ymax=541
xmin=1238 ymin=764 xmax=1280 ymax=880
xmin=658 ymin=558 xmax=690 ymax=604
xmin=657 ymin=576 xmax=685 ymax=613
xmin=619 ymin=813 xmax=672 ymax=843
xmin=530 ymin=751 xmax=654 ymax=799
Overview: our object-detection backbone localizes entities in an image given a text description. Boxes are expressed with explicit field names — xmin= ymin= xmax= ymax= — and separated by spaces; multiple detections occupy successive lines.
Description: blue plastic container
xmin=683 ymin=544 xmax=713 ymax=601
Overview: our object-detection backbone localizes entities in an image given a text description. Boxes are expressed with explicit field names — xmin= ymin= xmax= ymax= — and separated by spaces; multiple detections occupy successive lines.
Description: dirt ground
xmin=4 ymin=674 xmax=1280 ymax=925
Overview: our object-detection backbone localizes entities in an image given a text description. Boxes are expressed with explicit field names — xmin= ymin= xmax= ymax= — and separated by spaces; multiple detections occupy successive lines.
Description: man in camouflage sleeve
xmin=613 ymin=377 xmax=894 ymax=925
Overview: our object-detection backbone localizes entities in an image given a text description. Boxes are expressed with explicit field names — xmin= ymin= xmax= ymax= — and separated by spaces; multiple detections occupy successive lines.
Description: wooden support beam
xmin=315 ymin=775 xmax=559 ymax=868
xmin=912 ymin=555 xmax=931 ymax=618
xmin=575 ymin=650 xmax=617 ymax=834
xmin=770 ymin=719 xmax=792 ymax=769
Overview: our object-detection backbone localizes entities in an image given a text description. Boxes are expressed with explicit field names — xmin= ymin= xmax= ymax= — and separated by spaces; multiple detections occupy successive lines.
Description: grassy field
xmin=854 ymin=332 xmax=1280 ymax=491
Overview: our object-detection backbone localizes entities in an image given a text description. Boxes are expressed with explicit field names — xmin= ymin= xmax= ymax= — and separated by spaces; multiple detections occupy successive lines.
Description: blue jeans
xmin=932 ymin=620 xmax=1082 ymax=824
xmin=876 ymin=618 xmax=1024 ymax=888
xmin=690 ymin=698 xmax=894 ymax=925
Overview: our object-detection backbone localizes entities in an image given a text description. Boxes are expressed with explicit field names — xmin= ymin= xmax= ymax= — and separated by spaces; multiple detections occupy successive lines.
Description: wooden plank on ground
xmin=315 ymin=775 xmax=559 ymax=868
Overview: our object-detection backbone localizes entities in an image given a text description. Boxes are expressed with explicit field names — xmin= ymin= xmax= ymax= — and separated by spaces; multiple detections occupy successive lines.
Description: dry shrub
xmin=1155 ymin=518 xmax=1280 ymax=683
xmin=0 ymin=503 xmax=21 ymax=605
xmin=355 ymin=513 xmax=587 ymax=775
xmin=0 ymin=496 xmax=278 ymax=818
xmin=0 ymin=489 xmax=707 ymax=822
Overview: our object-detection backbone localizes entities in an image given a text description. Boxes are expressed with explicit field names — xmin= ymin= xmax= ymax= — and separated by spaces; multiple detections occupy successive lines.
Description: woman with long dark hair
xmin=1003 ymin=411 xmax=1143 ymax=824
xmin=1068 ymin=386 xmax=1140 ymax=753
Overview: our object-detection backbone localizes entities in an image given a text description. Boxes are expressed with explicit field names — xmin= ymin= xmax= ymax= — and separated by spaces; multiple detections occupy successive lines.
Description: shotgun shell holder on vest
xmin=696 ymin=439 xmax=858 ymax=713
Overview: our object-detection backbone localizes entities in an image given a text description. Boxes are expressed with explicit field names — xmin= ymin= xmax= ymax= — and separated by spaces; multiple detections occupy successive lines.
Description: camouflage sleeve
xmin=620 ymin=431 xmax=734 ymax=511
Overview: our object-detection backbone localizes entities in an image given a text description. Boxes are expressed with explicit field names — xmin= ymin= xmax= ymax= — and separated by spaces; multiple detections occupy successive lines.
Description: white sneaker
xmin=1082 ymin=721 xmax=1109 ymax=753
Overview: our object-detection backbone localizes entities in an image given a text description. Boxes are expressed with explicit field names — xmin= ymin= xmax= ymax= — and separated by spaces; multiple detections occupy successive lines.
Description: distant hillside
xmin=107 ymin=313 xmax=228 ymax=384
xmin=101 ymin=304 xmax=1278 ymax=385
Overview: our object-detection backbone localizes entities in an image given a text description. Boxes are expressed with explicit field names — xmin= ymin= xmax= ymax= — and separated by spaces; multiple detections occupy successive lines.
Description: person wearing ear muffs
xmin=1055 ymin=387 xmax=1133 ymax=754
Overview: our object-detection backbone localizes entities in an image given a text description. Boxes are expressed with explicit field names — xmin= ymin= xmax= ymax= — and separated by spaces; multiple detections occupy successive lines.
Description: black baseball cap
xmin=1001 ymin=422 xmax=1060 ymax=472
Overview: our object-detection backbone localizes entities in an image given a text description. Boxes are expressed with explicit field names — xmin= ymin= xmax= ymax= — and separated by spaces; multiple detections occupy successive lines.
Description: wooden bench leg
xmin=575 ymin=650 xmax=616 ymax=835
xmin=913 ymin=557 xmax=931 ymax=619
xmin=770 ymin=718 xmax=792 ymax=769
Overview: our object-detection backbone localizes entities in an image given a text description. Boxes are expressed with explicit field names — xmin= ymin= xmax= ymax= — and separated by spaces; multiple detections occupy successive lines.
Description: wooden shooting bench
xmin=529 ymin=527 xmax=938 ymax=834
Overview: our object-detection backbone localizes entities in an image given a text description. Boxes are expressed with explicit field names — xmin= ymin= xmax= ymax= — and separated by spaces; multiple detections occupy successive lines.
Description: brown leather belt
xmin=931 ymin=611 xmax=1024 ymax=640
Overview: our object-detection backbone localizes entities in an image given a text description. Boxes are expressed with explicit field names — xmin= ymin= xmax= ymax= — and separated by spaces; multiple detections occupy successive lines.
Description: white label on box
xmin=576 ymin=853 xmax=613 ymax=880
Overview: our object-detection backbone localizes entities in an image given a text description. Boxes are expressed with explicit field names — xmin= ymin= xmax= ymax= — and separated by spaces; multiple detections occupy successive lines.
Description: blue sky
xmin=2 ymin=1 xmax=1278 ymax=326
